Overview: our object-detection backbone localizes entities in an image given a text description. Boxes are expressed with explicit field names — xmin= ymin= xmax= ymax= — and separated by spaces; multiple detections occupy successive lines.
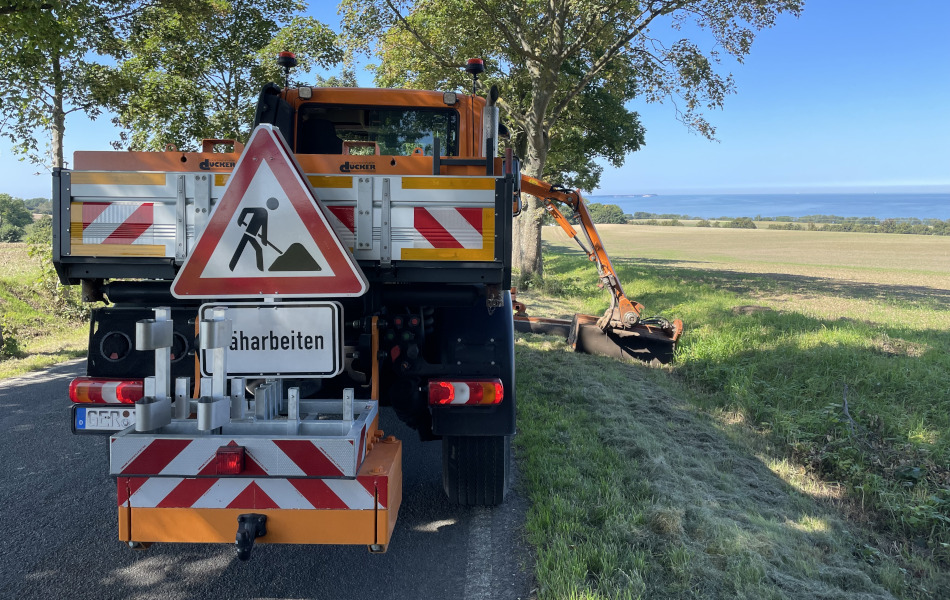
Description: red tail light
xmin=428 ymin=379 xmax=504 ymax=405
xmin=216 ymin=446 xmax=245 ymax=475
xmin=69 ymin=377 xmax=145 ymax=404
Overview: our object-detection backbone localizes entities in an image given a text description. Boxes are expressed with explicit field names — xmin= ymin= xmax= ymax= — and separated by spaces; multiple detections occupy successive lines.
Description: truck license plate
xmin=199 ymin=302 xmax=342 ymax=378
xmin=74 ymin=406 xmax=135 ymax=432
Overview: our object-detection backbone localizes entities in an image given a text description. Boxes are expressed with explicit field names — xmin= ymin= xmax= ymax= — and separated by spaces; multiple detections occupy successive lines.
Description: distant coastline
xmin=588 ymin=192 xmax=950 ymax=221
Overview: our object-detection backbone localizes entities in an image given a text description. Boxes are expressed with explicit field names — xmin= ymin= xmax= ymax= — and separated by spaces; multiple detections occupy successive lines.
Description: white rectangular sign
xmin=199 ymin=302 xmax=342 ymax=378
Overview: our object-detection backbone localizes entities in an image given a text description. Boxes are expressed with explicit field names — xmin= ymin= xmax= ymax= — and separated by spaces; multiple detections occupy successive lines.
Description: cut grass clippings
xmin=516 ymin=335 xmax=900 ymax=599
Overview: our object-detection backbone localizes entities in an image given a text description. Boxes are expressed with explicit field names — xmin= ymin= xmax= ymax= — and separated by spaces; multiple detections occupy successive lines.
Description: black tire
xmin=442 ymin=434 xmax=510 ymax=506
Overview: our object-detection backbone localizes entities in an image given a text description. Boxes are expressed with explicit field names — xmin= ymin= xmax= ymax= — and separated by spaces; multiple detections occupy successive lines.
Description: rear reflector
xmin=69 ymin=377 xmax=145 ymax=404
xmin=216 ymin=446 xmax=245 ymax=475
xmin=428 ymin=379 xmax=504 ymax=405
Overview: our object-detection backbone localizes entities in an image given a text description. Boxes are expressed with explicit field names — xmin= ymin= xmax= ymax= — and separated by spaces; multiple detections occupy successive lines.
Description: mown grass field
xmin=0 ymin=243 xmax=86 ymax=378
xmin=515 ymin=225 xmax=950 ymax=599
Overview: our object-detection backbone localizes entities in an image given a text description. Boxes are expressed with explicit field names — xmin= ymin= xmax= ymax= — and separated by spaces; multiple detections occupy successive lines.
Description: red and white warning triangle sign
xmin=172 ymin=124 xmax=368 ymax=298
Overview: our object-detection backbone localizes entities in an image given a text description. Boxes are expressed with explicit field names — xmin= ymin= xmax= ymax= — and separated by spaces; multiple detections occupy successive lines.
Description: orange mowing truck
xmin=54 ymin=56 xmax=680 ymax=559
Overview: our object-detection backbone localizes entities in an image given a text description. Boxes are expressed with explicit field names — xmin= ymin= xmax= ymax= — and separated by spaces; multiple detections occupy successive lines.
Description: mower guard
xmin=514 ymin=313 xmax=679 ymax=365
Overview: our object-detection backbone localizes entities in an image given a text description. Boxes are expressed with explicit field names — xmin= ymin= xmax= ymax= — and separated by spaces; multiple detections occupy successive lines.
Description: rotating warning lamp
xmin=278 ymin=51 xmax=298 ymax=90
xmin=465 ymin=58 xmax=485 ymax=95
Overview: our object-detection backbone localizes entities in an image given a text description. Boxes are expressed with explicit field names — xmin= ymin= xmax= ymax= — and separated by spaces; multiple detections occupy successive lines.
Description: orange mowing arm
xmin=520 ymin=175 xmax=644 ymax=328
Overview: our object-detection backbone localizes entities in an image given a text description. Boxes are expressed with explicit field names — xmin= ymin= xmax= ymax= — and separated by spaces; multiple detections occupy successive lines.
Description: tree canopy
xmin=96 ymin=0 xmax=342 ymax=151
xmin=0 ymin=194 xmax=34 ymax=241
xmin=0 ymin=0 xmax=342 ymax=162
xmin=341 ymin=0 xmax=803 ymax=278
xmin=0 ymin=194 xmax=32 ymax=228
xmin=586 ymin=203 xmax=628 ymax=225
xmin=0 ymin=0 xmax=119 ymax=167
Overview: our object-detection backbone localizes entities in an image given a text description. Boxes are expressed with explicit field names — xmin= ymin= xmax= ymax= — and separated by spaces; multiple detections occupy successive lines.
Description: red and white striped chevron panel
xmin=81 ymin=202 xmax=167 ymax=245
xmin=117 ymin=475 xmax=388 ymax=510
xmin=327 ymin=206 xmax=355 ymax=235
xmin=111 ymin=432 xmax=368 ymax=478
xmin=413 ymin=207 xmax=484 ymax=249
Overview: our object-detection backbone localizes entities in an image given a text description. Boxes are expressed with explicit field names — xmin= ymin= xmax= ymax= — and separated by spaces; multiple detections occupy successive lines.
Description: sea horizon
xmin=588 ymin=192 xmax=950 ymax=221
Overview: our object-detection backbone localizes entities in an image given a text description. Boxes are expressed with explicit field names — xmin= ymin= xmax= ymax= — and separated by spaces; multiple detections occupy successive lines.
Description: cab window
xmin=296 ymin=104 xmax=459 ymax=156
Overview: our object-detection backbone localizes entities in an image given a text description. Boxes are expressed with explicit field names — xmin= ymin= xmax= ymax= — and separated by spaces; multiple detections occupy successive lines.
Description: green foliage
xmin=0 ymin=194 xmax=34 ymax=229
xmin=769 ymin=222 xmax=803 ymax=231
xmin=726 ymin=217 xmax=757 ymax=229
xmin=633 ymin=212 xmax=700 ymax=220
xmin=343 ymin=0 xmax=649 ymax=186
xmin=586 ymin=203 xmax=627 ymax=224
xmin=0 ymin=243 xmax=87 ymax=377
xmin=762 ymin=215 xmax=950 ymax=236
xmin=0 ymin=0 xmax=129 ymax=166
xmin=0 ymin=224 xmax=22 ymax=242
xmin=0 ymin=320 xmax=22 ymax=360
xmin=26 ymin=215 xmax=88 ymax=320
xmin=0 ymin=194 xmax=34 ymax=241
xmin=22 ymin=197 xmax=51 ymax=214
xmin=0 ymin=2 xmax=234 ymax=166
xmin=96 ymin=0 xmax=342 ymax=150
xmin=627 ymin=213 xmax=950 ymax=236
xmin=636 ymin=218 xmax=687 ymax=227
xmin=24 ymin=214 xmax=52 ymax=246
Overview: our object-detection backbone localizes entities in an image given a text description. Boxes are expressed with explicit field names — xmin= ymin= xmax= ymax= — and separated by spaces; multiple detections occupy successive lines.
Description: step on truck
xmin=54 ymin=56 xmax=680 ymax=558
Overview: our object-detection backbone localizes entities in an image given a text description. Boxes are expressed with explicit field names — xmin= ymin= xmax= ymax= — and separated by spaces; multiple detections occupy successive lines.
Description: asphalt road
xmin=0 ymin=360 xmax=534 ymax=600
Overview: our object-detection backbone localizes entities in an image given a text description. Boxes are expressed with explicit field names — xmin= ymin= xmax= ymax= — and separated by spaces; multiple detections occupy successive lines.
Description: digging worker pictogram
xmin=229 ymin=197 xmax=281 ymax=272
xmin=227 ymin=195 xmax=321 ymax=273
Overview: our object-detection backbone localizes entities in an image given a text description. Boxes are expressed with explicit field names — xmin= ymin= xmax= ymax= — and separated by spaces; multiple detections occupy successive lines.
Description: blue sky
xmin=1 ymin=0 xmax=948 ymax=199
xmin=608 ymin=1 xmax=950 ymax=195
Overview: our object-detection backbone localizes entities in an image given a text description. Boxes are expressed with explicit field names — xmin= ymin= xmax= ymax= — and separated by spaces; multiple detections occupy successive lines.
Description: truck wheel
xmin=442 ymin=435 xmax=510 ymax=506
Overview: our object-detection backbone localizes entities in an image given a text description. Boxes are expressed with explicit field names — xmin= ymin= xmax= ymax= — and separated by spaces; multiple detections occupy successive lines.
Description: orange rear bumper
xmin=118 ymin=437 xmax=402 ymax=548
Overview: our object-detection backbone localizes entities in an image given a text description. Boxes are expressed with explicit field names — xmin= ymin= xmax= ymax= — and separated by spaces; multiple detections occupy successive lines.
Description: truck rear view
xmin=55 ymin=81 xmax=518 ymax=557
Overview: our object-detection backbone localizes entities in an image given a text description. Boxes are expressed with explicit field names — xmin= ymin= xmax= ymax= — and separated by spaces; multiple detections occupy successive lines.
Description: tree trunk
xmin=512 ymin=74 xmax=553 ymax=282
xmin=50 ymin=50 xmax=66 ymax=169
xmin=514 ymin=160 xmax=546 ymax=283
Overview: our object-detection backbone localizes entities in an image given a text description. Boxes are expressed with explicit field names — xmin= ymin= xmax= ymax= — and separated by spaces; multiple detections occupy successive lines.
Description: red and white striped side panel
xmin=70 ymin=200 xmax=177 ymax=257
xmin=394 ymin=206 xmax=495 ymax=261
xmin=111 ymin=434 xmax=367 ymax=478
xmin=321 ymin=204 xmax=490 ymax=256
xmin=117 ymin=475 xmax=387 ymax=510
xmin=326 ymin=206 xmax=356 ymax=249
xmin=411 ymin=207 xmax=485 ymax=249
xmin=82 ymin=202 xmax=155 ymax=245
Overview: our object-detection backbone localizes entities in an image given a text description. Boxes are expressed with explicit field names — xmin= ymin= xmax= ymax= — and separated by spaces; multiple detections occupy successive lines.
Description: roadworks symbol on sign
xmin=171 ymin=124 xmax=368 ymax=299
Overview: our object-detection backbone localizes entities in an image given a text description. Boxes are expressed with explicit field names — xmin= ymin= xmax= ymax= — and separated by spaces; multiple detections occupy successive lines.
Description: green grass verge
xmin=516 ymin=336 xmax=911 ymax=598
xmin=0 ymin=243 xmax=87 ymax=378
xmin=515 ymin=230 xmax=950 ymax=599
